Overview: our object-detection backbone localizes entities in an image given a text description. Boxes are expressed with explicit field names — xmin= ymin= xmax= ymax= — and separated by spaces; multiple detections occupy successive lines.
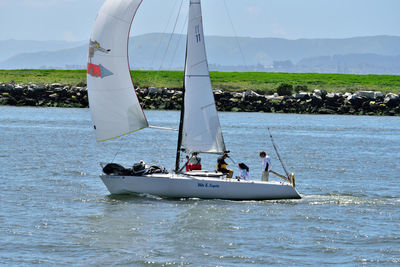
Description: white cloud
xmin=246 ymin=5 xmax=262 ymax=17
xmin=62 ymin=31 xmax=78 ymax=42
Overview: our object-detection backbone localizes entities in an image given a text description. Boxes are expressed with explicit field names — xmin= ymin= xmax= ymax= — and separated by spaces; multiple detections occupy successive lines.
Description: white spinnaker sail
xmin=87 ymin=0 xmax=148 ymax=142
xmin=181 ymin=0 xmax=226 ymax=153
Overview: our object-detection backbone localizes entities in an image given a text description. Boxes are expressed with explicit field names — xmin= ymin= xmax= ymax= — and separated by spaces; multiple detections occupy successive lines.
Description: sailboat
xmin=87 ymin=0 xmax=301 ymax=200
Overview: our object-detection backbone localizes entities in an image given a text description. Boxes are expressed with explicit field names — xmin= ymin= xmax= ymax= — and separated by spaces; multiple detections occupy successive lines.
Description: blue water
xmin=0 ymin=106 xmax=399 ymax=266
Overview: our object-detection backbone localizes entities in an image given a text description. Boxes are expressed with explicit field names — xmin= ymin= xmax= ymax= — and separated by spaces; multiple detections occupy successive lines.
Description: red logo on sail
xmin=87 ymin=63 xmax=101 ymax=77
xmin=87 ymin=63 xmax=113 ymax=78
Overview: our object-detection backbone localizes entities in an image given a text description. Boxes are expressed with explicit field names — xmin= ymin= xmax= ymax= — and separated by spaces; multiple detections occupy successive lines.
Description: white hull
xmin=100 ymin=174 xmax=301 ymax=200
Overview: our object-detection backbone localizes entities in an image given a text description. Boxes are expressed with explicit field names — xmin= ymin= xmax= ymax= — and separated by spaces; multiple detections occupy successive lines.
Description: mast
xmin=175 ymin=21 xmax=190 ymax=173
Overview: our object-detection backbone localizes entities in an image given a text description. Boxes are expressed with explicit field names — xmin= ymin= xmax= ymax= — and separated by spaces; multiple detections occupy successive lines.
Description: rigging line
xmin=111 ymin=135 xmax=126 ymax=163
xmin=227 ymin=155 xmax=237 ymax=165
xmin=177 ymin=155 xmax=193 ymax=174
xmin=167 ymin=12 xmax=188 ymax=70
xmin=222 ymin=0 xmax=248 ymax=69
xmin=149 ymin=125 xmax=178 ymax=131
xmin=154 ymin=0 xmax=185 ymax=80
xmin=149 ymin=0 xmax=180 ymax=70
xmin=267 ymin=128 xmax=290 ymax=178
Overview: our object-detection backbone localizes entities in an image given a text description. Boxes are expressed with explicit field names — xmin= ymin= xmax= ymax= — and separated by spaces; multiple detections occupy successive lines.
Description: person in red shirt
xmin=186 ymin=152 xmax=202 ymax=171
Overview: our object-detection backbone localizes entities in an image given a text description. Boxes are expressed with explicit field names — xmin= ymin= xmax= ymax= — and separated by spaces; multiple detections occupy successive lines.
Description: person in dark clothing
xmin=216 ymin=154 xmax=233 ymax=178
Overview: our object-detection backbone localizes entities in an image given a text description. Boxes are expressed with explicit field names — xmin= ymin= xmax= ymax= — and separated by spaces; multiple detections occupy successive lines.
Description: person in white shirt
xmin=259 ymin=151 xmax=271 ymax=181
xmin=238 ymin=163 xmax=250 ymax=180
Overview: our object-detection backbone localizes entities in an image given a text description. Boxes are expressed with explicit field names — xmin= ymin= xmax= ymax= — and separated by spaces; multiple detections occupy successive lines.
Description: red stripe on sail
xmin=87 ymin=63 xmax=101 ymax=77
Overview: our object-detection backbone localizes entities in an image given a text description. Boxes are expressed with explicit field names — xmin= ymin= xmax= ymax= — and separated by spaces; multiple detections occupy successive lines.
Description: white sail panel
xmin=87 ymin=0 xmax=148 ymax=142
xmin=181 ymin=0 xmax=226 ymax=153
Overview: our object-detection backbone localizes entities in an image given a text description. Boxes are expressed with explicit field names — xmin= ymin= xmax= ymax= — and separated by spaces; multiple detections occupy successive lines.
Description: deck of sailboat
xmin=100 ymin=173 xmax=301 ymax=200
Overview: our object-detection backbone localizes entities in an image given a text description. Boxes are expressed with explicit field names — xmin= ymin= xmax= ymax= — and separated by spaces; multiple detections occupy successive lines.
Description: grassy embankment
xmin=1 ymin=69 xmax=399 ymax=94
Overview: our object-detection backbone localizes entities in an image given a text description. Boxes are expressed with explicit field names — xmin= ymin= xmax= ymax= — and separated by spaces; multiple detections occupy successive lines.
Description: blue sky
xmin=0 ymin=0 xmax=399 ymax=41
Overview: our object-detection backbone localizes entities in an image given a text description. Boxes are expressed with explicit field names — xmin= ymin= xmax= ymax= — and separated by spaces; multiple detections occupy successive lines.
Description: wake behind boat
xmin=87 ymin=0 xmax=301 ymax=200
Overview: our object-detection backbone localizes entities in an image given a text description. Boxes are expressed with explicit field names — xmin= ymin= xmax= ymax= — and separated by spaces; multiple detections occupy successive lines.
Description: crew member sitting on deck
xmin=238 ymin=163 xmax=250 ymax=180
xmin=216 ymin=153 xmax=233 ymax=178
xmin=186 ymin=152 xmax=201 ymax=171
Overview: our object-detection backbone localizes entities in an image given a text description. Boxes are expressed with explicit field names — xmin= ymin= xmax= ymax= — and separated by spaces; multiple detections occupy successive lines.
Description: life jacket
xmin=191 ymin=164 xmax=201 ymax=170
xmin=187 ymin=164 xmax=202 ymax=171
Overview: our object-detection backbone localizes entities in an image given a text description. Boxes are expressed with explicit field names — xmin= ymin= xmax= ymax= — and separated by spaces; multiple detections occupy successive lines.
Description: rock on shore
xmin=0 ymin=83 xmax=399 ymax=116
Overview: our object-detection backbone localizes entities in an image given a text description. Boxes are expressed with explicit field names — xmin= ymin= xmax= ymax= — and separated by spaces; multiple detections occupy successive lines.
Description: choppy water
xmin=1 ymin=106 xmax=399 ymax=266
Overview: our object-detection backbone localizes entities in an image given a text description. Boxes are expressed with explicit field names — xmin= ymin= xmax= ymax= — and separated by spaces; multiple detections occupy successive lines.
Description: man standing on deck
xmin=260 ymin=151 xmax=271 ymax=181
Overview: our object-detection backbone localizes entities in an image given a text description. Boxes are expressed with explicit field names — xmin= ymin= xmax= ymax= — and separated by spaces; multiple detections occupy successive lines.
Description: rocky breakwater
xmin=0 ymin=83 xmax=399 ymax=116
xmin=215 ymin=89 xmax=400 ymax=116
xmin=0 ymin=83 xmax=88 ymax=108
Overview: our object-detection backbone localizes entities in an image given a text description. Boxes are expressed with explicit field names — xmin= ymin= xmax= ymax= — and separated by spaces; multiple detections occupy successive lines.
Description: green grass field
xmin=1 ymin=69 xmax=399 ymax=94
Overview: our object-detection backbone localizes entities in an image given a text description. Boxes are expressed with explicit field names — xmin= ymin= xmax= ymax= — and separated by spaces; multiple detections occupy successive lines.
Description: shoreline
xmin=1 ymin=82 xmax=399 ymax=116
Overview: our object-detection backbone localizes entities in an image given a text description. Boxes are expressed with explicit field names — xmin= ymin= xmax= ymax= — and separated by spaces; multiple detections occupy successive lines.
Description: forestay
xmin=87 ymin=0 xmax=148 ymax=142
xmin=181 ymin=0 xmax=226 ymax=154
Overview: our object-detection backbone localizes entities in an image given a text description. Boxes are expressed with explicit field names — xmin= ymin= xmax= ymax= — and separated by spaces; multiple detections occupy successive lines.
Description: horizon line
xmin=1 ymin=34 xmax=400 ymax=43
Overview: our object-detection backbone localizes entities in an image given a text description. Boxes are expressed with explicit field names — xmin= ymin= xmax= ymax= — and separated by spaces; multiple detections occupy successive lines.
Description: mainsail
xmin=87 ymin=0 xmax=148 ymax=142
xmin=181 ymin=0 xmax=226 ymax=154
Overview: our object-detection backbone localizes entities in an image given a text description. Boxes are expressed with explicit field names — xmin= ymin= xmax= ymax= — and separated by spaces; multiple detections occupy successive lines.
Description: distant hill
xmin=0 ymin=46 xmax=88 ymax=70
xmin=1 ymin=34 xmax=400 ymax=74
xmin=0 ymin=39 xmax=85 ymax=62
xmin=295 ymin=54 xmax=400 ymax=74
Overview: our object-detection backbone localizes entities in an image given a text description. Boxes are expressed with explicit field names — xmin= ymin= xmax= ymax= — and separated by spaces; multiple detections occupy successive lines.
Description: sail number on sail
xmin=195 ymin=25 xmax=201 ymax=43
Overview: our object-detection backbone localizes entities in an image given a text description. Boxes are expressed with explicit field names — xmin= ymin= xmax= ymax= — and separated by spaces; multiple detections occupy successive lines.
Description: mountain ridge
xmin=1 ymin=34 xmax=399 ymax=74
